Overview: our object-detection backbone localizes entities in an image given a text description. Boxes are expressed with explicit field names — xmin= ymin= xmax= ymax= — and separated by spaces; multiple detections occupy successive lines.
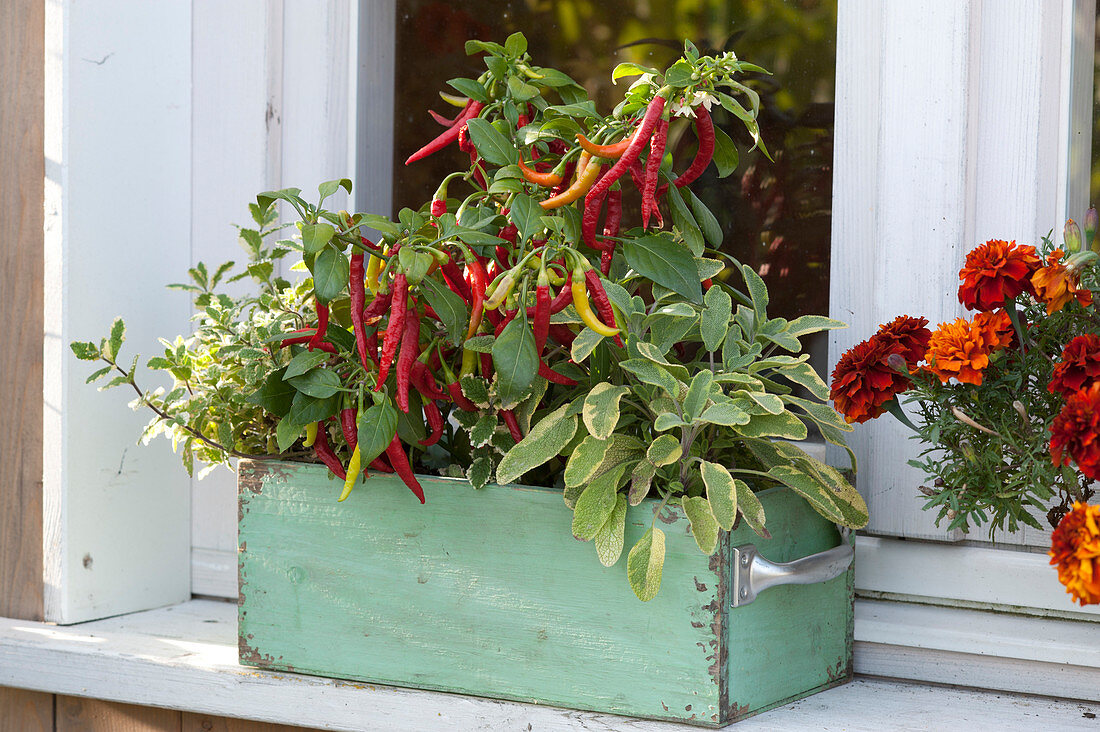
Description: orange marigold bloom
xmin=957 ymin=239 xmax=1041 ymax=311
xmin=829 ymin=338 xmax=910 ymax=424
xmin=924 ymin=313 xmax=1010 ymax=386
xmin=872 ymin=315 xmax=931 ymax=367
xmin=1031 ymin=249 xmax=1093 ymax=315
xmin=1050 ymin=382 xmax=1100 ymax=481
xmin=1049 ymin=502 xmax=1100 ymax=606
xmin=1050 ymin=334 xmax=1100 ymax=398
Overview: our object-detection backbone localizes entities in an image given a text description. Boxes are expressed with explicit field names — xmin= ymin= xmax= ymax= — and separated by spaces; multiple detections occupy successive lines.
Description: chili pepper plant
xmin=73 ymin=35 xmax=867 ymax=601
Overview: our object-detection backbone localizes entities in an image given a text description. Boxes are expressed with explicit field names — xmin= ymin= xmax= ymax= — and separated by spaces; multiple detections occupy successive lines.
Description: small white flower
xmin=672 ymin=91 xmax=717 ymax=117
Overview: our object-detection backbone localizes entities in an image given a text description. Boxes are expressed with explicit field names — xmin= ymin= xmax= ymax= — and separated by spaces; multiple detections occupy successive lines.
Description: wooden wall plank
xmin=0 ymin=0 xmax=45 ymax=622
xmin=181 ymin=712 xmax=315 ymax=732
xmin=0 ymin=687 xmax=53 ymax=732
xmin=55 ymin=696 xmax=179 ymax=732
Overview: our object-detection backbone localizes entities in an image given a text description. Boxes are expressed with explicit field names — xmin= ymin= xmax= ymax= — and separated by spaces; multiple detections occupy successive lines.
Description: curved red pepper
xmin=385 ymin=434 xmax=425 ymax=503
xmin=584 ymin=269 xmax=624 ymax=348
xmin=674 ymin=106 xmax=715 ymax=188
xmin=396 ymin=299 xmax=421 ymax=413
xmin=418 ymin=398 xmax=444 ymax=446
xmin=376 ymin=273 xmax=408 ymax=389
xmin=405 ymin=100 xmax=484 ymax=165
xmin=446 ymin=380 xmax=478 ymax=412
xmin=339 ymin=407 xmax=358 ymax=449
xmin=308 ymin=299 xmax=329 ymax=351
xmin=501 ymin=410 xmax=523 ymax=442
xmin=312 ymin=421 xmax=346 ymax=480
xmin=349 ymin=254 xmax=369 ymax=366
xmin=642 ymin=116 xmax=669 ymax=229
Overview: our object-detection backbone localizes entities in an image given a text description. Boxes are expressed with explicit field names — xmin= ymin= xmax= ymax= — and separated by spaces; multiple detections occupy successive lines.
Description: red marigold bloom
xmin=1031 ymin=249 xmax=1093 ymax=315
xmin=872 ymin=315 xmax=931 ymax=367
xmin=924 ymin=314 xmax=1009 ymax=386
xmin=957 ymin=239 xmax=1042 ymax=311
xmin=1050 ymin=334 xmax=1100 ymax=398
xmin=1049 ymin=502 xmax=1100 ymax=606
xmin=1050 ymin=382 xmax=1100 ymax=481
xmin=830 ymin=338 xmax=910 ymax=424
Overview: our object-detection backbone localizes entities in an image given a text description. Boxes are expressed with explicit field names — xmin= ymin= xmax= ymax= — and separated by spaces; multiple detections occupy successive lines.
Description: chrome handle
xmin=731 ymin=541 xmax=853 ymax=607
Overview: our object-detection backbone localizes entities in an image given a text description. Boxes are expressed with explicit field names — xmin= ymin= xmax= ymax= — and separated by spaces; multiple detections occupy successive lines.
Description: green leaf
xmin=570 ymin=327 xmax=604 ymax=363
xmin=646 ymin=434 xmax=681 ymax=467
xmin=699 ymin=402 xmax=750 ymax=426
xmin=356 ymin=400 xmax=398 ymax=467
xmin=504 ymin=31 xmax=527 ymax=57
xmin=420 ymin=276 xmax=469 ymax=346
xmin=466 ymin=118 xmax=518 ymax=166
xmin=312 ymin=247 xmax=350 ymax=304
xmin=611 ymin=62 xmax=660 ymax=82
xmin=654 ymin=412 xmax=686 ymax=431
xmin=286 ymin=390 xmax=341 ymax=427
xmin=572 ymin=467 xmax=620 ymax=541
xmin=463 ymin=335 xmax=495 ymax=353
xmin=564 ymin=436 xmax=611 ymax=488
xmin=507 ymin=76 xmax=539 ymax=101
xmin=785 ymin=315 xmax=847 ymax=338
xmin=582 ymin=383 xmax=628 ymax=440
xmin=768 ymin=465 xmax=846 ymax=525
xmin=665 ymin=184 xmax=704 ymax=256
xmin=447 ymin=77 xmax=489 ymax=102
xmin=711 ymin=126 xmax=739 ymax=177
xmin=467 ymin=455 xmax=492 ymax=489
xmin=619 ymin=358 xmax=682 ymax=397
xmin=623 ymin=235 xmax=701 ymax=303
xmin=741 ymin=264 xmax=768 ymax=322
xmin=287 ymin=368 xmax=342 ymax=399
xmin=744 ymin=391 xmax=784 ymax=415
xmin=471 ymin=413 xmax=497 ymax=447
xmin=300 ymin=223 xmax=335 ymax=255
xmin=738 ymin=411 xmax=808 ymax=440
xmin=496 ymin=405 xmax=577 ymax=485
xmin=683 ymin=371 xmax=713 ymax=420
xmin=317 ymin=178 xmax=352 ymax=201
xmin=107 ymin=318 xmax=126 ymax=361
xmin=627 ymin=528 xmax=665 ymax=602
xmin=284 ymin=350 xmax=329 ymax=379
xmin=701 ymin=286 xmax=732 ymax=352
xmin=507 ymin=193 xmax=542 ymax=246
xmin=256 ymin=188 xmax=304 ymax=215
xmin=683 ymin=496 xmax=719 ymax=553
xmin=70 ymin=341 xmax=100 ymax=361
xmin=465 ymin=39 xmax=504 ymax=56
xmin=594 ymin=494 xmax=628 ymax=566
xmin=700 ymin=461 xmax=738 ymax=531
xmin=84 ymin=366 xmax=112 ymax=384
xmin=460 ymin=375 xmax=490 ymax=406
xmin=736 ymin=480 xmax=769 ymax=538
xmin=780 ymin=362 xmax=832 ymax=401
xmin=686 ymin=189 xmax=723 ymax=248
xmin=276 ymin=416 xmax=305 ymax=453
xmin=492 ymin=315 xmax=539 ymax=408
xmin=664 ymin=60 xmax=695 ymax=88
xmin=629 ymin=460 xmax=657 ymax=505
xmin=247 ymin=367 xmax=295 ymax=417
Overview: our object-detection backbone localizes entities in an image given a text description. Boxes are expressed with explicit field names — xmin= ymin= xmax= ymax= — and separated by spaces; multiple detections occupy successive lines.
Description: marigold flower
xmin=1050 ymin=382 xmax=1100 ymax=481
xmin=872 ymin=315 xmax=931 ymax=367
xmin=924 ymin=313 xmax=1011 ymax=386
xmin=1031 ymin=249 xmax=1093 ymax=315
xmin=1049 ymin=334 xmax=1100 ymax=398
xmin=829 ymin=338 xmax=910 ymax=424
xmin=1049 ymin=502 xmax=1100 ymax=606
xmin=958 ymin=239 xmax=1041 ymax=311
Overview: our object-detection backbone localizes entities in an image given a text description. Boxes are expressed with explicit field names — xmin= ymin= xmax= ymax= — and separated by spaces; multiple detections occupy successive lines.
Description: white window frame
xmin=41 ymin=0 xmax=1100 ymax=695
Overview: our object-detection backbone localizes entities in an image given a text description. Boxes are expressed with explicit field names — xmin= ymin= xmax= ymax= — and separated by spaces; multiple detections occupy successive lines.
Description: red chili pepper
xmin=494 ymin=308 xmax=518 ymax=337
xmin=642 ymin=116 xmax=669 ymax=229
xmin=548 ymin=160 xmax=576 ymax=198
xmin=548 ymin=324 xmax=576 ymax=349
xmin=361 ymin=289 xmax=392 ymax=366
xmin=584 ymin=268 xmax=623 ymax=348
xmin=526 ymin=273 xmax=573 ymax=318
xmin=308 ymin=299 xmax=329 ymax=351
xmin=582 ymin=91 xmax=669 ymax=249
xmin=501 ymin=409 xmax=523 ymax=442
xmin=576 ymin=132 xmax=633 ymax=159
xmin=370 ymin=456 xmax=394 ymax=473
xmin=429 ymin=108 xmax=460 ymax=126
xmin=411 ymin=360 xmax=448 ymax=401
xmin=533 ymin=277 xmax=550 ymax=357
xmin=376 ymin=273 xmax=408 ymax=389
xmin=674 ymin=106 xmax=715 ymax=188
xmin=312 ymin=421 xmax=346 ymax=480
xmin=385 ymin=434 xmax=425 ymax=503
xmin=702 ymin=278 xmax=714 ymax=291
xmin=446 ymin=380 xmax=478 ymax=411
xmin=349 ymin=254 xmax=370 ymax=366
xmin=479 ymin=352 xmax=494 ymax=377
xmin=340 ymin=407 xmax=358 ymax=449
xmin=538 ymin=361 xmax=577 ymax=386
xmin=279 ymin=336 xmax=337 ymax=354
xmin=405 ymin=100 xmax=484 ymax=165
xmin=418 ymin=398 xmax=444 ymax=446
xmin=518 ymin=157 xmax=563 ymax=187
xmin=441 ymin=257 xmax=473 ymax=302
xmin=396 ymin=299 xmax=420 ymax=412
xmin=458 ymin=124 xmax=488 ymax=190
xmin=465 ymin=256 xmax=488 ymax=338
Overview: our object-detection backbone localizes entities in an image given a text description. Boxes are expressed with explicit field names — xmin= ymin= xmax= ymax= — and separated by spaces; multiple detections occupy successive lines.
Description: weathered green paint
xmin=238 ymin=460 xmax=852 ymax=727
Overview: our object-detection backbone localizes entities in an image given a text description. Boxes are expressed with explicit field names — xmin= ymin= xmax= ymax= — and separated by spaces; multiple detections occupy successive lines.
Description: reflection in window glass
xmin=394 ymin=0 xmax=836 ymax=325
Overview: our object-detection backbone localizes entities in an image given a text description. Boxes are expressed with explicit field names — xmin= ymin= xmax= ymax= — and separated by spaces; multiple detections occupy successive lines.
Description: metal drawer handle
xmin=731 ymin=542 xmax=853 ymax=607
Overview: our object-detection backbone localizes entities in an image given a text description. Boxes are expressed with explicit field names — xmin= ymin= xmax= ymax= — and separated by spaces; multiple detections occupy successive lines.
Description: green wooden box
xmin=237 ymin=459 xmax=853 ymax=727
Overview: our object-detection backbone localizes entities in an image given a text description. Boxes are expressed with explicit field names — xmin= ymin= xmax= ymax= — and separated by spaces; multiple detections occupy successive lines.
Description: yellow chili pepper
xmin=365 ymin=253 xmax=383 ymax=293
xmin=484 ymin=270 xmax=519 ymax=310
xmin=540 ymin=153 xmax=601 ymax=210
xmin=302 ymin=422 xmax=319 ymax=448
xmin=571 ymin=276 xmax=619 ymax=337
xmin=337 ymin=444 xmax=362 ymax=502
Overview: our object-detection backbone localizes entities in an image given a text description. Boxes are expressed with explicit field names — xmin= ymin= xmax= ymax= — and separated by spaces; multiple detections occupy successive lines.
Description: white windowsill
xmin=1 ymin=599 xmax=1097 ymax=731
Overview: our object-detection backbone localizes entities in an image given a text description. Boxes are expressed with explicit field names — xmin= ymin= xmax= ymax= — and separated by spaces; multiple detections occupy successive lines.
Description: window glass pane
xmin=394 ymin=0 xmax=835 ymax=327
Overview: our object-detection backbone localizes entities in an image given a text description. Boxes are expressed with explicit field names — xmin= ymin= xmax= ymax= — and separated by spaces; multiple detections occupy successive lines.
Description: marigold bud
xmin=1086 ymin=207 xmax=1098 ymax=252
xmin=1065 ymin=219 xmax=1082 ymax=254
xmin=1013 ymin=400 xmax=1028 ymax=423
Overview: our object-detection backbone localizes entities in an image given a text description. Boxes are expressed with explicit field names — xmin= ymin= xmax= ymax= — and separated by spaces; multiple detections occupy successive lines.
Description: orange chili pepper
xmin=576 ymin=133 xmax=633 ymax=159
xmin=540 ymin=153 xmax=601 ymax=210
xmin=518 ymin=157 xmax=563 ymax=188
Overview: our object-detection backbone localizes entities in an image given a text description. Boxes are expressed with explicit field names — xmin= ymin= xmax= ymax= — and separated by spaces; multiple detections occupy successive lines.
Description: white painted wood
xmin=42 ymin=0 xmax=192 ymax=624
xmin=189 ymin=548 xmax=237 ymax=599
xmin=829 ymin=1 xmax=973 ymax=541
xmin=1059 ymin=0 xmax=1096 ymax=222
xmin=355 ymin=0 xmax=396 ymax=217
xmin=1 ymin=600 xmax=1097 ymax=731
xmin=856 ymin=535 xmax=1100 ymax=618
xmin=856 ymin=600 xmax=1100 ymax=702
